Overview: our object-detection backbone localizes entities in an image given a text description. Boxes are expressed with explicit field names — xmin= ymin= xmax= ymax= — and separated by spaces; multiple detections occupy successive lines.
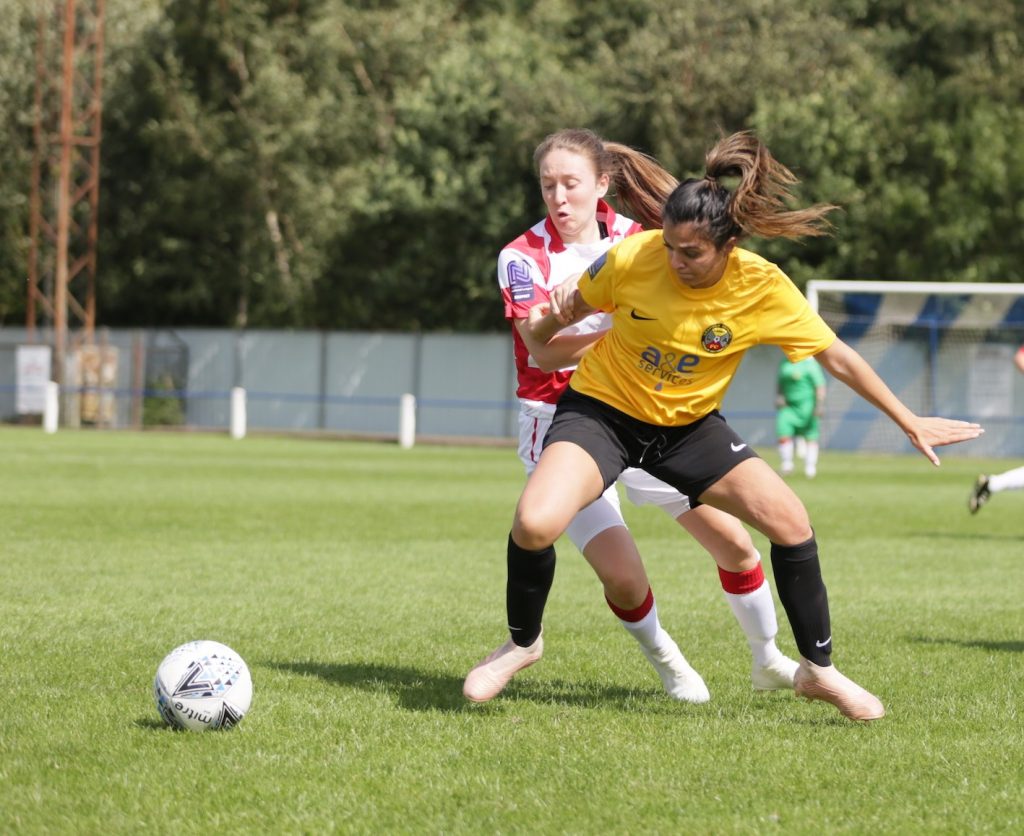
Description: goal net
xmin=806 ymin=280 xmax=1024 ymax=458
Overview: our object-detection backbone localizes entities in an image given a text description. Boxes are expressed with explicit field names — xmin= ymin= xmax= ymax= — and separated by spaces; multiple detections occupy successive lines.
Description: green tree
xmin=6 ymin=0 xmax=1022 ymax=333
xmin=315 ymin=1 xmax=606 ymax=331
xmin=0 ymin=0 xmax=39 ymax=326
xmin=100 ymin=0 xmax=361 ymax=327
xmin=776 ymin=0 xmax=1024 ymax=282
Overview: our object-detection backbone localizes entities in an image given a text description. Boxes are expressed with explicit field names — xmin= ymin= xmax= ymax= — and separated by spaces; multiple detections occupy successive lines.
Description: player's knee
xmin=768 ymin=506 xmax=813 ymax=545
xmin=711 ymin=529 xmax=759 ymax=572
xmin=591 ymin=562 xmax=645 ymax=605
xmin=746 ymin=476 xmax=812 ymax=543
xmin=512 ymin=502 xmax=563 ymax=550
xmin=603 ymin=580 xmax=649 ymax=611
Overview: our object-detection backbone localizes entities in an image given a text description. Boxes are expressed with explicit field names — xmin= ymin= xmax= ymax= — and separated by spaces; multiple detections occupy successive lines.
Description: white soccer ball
xmin=153 ymin=640 xmax=253 ymax=731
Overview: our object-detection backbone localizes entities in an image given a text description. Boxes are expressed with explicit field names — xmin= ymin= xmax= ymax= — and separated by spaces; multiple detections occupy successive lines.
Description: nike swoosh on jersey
xmin=730 ymin=442 xmax=747 ymax=452
xmin=630 ymin=309 xmax=656 ymax=321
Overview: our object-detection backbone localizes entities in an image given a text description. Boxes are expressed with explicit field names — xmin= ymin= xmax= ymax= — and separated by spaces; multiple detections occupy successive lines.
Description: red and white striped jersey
xmin=497 ymin=200 xmax=641 ymax=412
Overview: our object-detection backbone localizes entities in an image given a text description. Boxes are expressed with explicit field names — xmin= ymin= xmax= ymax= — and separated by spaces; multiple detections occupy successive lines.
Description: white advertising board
xmin=16 ymin=345 xmax=52 ymax=414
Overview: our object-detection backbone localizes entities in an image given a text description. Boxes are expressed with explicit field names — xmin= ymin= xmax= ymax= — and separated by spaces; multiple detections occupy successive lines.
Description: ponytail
xmin=603 ymin=143 xmax=677 ymax=230
xmin=663 ymin=131 xmax=838 ymax=248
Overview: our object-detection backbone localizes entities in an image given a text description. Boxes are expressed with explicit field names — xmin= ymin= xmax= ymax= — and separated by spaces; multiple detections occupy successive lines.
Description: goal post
xmin=806 ymin=280 xmax=1024 ymax=458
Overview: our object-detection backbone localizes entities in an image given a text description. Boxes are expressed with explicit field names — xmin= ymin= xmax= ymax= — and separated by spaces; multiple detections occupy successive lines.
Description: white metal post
xmin=43 ymin=381 xmax=59 ymax=433
xmin=399 ymin=393 xmax=416 ymax=449
xmin=230 ymin=386 xmax=247 ymax=440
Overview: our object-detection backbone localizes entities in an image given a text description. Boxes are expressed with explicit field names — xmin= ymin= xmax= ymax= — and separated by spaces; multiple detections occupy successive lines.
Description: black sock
xmin=506 ymin=533 xmax=555 ymax=647
xmin=769 ymin=534 xmax=832 ymax=666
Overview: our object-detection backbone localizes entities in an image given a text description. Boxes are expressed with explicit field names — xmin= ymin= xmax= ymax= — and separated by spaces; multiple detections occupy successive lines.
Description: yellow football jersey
xmin=572 ymin=229 xmax=836 ymax=425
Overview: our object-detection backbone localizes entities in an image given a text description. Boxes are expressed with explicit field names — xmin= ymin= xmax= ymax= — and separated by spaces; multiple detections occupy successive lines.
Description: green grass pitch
xmin=1 ymin=427 xmax=1022 ymax=833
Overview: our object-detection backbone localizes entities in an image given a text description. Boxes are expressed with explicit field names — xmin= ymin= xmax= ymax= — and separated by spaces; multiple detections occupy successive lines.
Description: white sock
xmin=617 ymin=601 xmax=673 ymax=654
xmin=779 ymin=439 xmax=794 ymax=470
xmin=795 ymin=436 xmax=807 ymax=459
xmin=988 ymin=465 xmax=1024 ymax=493
xmin=722 ymin=580 xmax=782 ymax=668
xmin=805 ymin=441 xmax=820 ymax=473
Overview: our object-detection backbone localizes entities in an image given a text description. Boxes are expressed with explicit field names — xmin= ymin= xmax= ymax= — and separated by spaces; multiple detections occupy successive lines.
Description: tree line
xmin=1 ymin=0 xmax=1022 ymax=333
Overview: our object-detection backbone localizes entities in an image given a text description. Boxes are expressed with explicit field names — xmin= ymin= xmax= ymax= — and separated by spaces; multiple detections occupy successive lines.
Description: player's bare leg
xmin=700 ymin=458 xmax=884 ymax=721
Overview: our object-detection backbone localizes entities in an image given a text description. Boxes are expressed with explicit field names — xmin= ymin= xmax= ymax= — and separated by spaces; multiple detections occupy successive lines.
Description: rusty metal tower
xmin=26 ymin=0 xmax=106 ymax=387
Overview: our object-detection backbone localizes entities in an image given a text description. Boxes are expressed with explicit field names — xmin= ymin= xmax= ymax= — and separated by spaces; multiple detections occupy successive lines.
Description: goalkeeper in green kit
xmin=776 ymin=356 xmax=826 ymax=478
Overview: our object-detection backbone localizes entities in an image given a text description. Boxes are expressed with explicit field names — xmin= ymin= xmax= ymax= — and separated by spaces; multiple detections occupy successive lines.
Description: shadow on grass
xmin=265 ymin=660 xmax=684 ymax=715
xmin=908 ymin=635 xmax=1024 ymax=653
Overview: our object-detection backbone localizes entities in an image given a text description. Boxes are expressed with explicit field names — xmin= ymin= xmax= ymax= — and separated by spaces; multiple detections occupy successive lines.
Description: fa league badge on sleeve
xmin=701 ymin=323 xmax=732 ymax=353
xmin=507 ymin=260 xmax=535 ymax=302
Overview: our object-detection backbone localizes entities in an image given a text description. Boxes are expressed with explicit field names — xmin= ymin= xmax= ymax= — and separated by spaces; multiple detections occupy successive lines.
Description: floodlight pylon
xmin=26 ymin=0 xmax=106 ymax=389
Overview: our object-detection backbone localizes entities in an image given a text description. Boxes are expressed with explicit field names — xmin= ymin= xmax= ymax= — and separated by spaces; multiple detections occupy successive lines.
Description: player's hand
xmin=527 ymin=302 xmax=551 ymax=332
xmin=904 ymin=417 xmax=984 ymax=466
xmin=525 ymin=302 xmax=559 ymax=343
xmin=548 ymin=281 xmax=579 ymax=324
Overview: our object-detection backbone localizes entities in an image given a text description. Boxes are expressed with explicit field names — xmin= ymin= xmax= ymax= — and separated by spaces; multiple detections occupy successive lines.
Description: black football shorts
xmin=543 ymin=386 xmax=760 ymax=505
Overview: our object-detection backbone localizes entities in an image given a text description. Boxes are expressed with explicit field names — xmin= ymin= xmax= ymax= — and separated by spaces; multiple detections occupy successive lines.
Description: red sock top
xmin=717 ymin=562 xmax=765 ymax=595
xmin=605 ymin=586 xmax=655 ymax=622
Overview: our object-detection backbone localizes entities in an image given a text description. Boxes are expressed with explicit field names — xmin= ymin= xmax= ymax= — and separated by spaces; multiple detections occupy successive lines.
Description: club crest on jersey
xmin=701 ymin=323 xmax=732 ymax=353
xmin=507 ymin=260 xmax=534 ymax=302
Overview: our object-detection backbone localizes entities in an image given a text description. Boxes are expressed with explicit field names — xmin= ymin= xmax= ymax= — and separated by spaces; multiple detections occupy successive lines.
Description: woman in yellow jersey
xmin=464 ymin=130 xmax=798 ymax=707
xmin=505 ymin=132 xmax=983 ymax=721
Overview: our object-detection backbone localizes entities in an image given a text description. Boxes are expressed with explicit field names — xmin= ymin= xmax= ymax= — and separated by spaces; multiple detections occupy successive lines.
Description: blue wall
xmin=1 ymin=325 xmax=1021 ymax=457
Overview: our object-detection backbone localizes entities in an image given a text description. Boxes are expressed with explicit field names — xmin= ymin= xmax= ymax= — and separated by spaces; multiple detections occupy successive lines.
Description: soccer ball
xmin=153 ymin=640 xmax=253 ymax=731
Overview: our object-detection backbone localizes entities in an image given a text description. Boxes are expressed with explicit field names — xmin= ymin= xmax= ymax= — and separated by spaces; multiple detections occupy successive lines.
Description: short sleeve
xmin=497 ymin=250 xmax=543 ymax=320
xmin=577 ymin=249 xmax=615 ymax=313
xmin=758 ymin=271 xmax=836 ymax=361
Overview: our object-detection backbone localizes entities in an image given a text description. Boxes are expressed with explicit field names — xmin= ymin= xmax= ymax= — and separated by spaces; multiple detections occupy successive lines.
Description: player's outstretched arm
xmin=816 ymin=338 xmax=984 ymax=466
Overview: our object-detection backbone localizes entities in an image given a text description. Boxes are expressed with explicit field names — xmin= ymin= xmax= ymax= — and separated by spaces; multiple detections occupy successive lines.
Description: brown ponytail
xmin=665 ymin=131 xmax=838 ymax=247
xmin=603 ymin=143 xmax=677 ymax=230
